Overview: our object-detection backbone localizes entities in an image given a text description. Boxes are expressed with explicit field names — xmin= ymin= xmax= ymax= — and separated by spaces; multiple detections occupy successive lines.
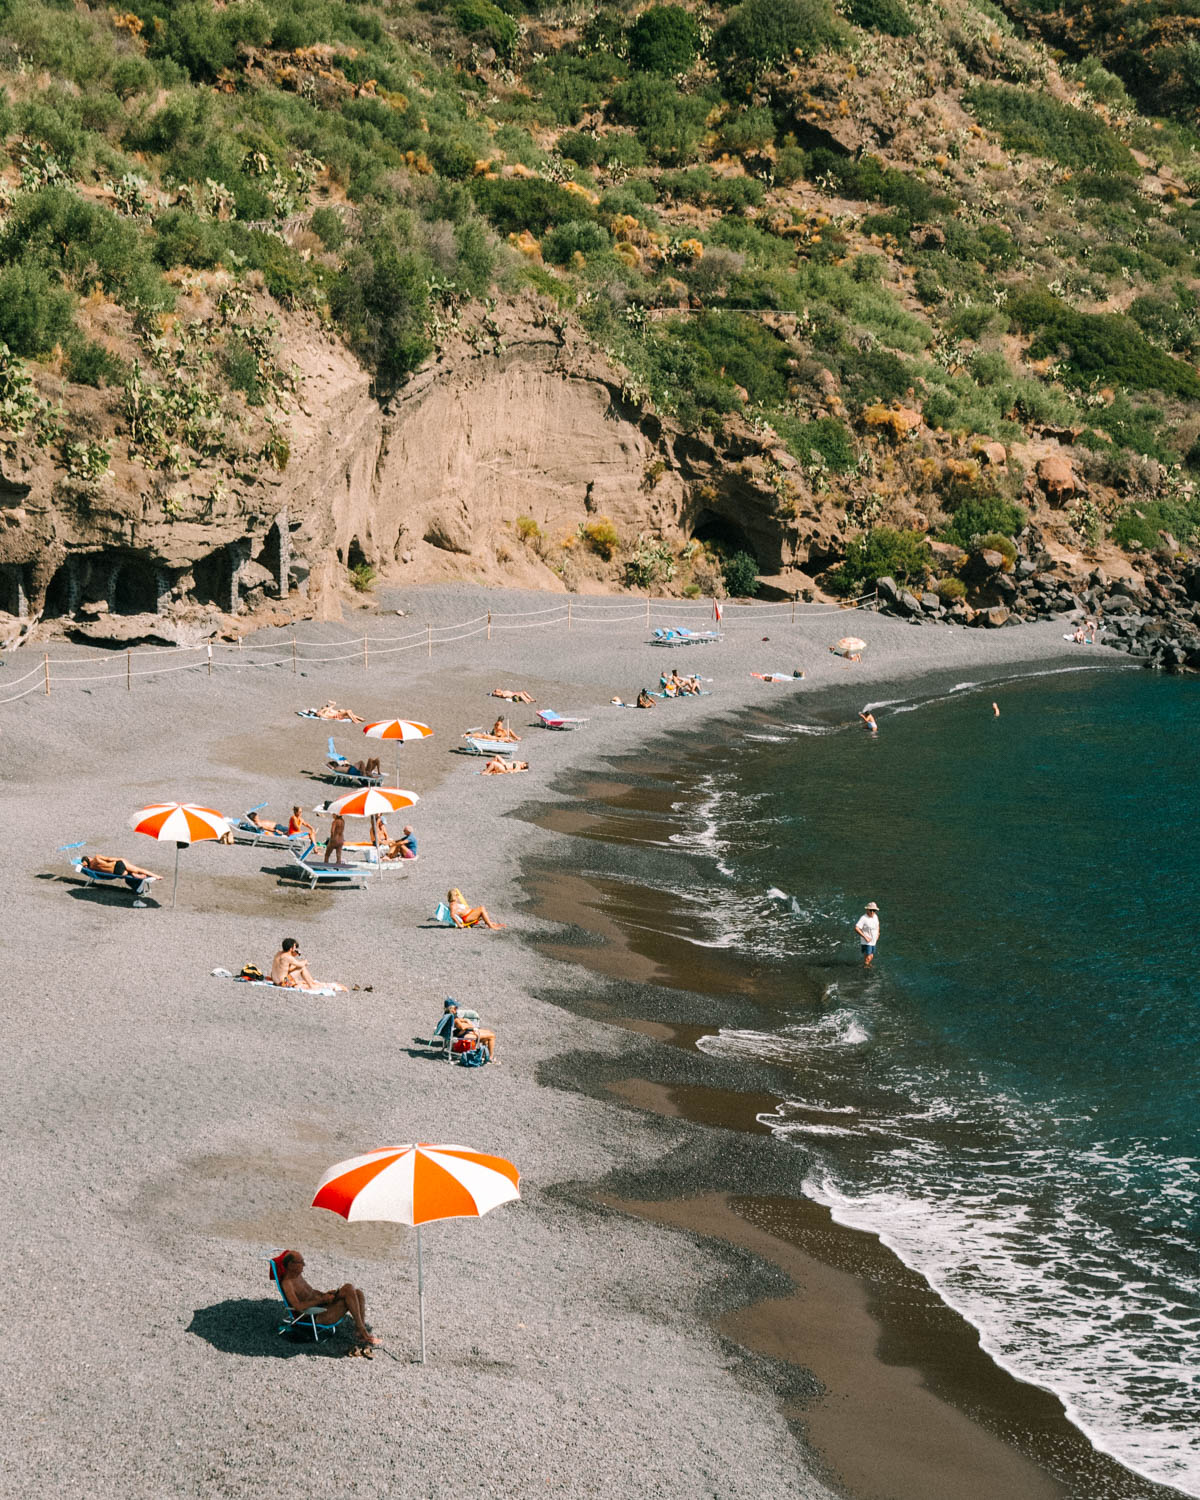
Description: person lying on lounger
xmin=288 ymin=806 xmax=316 ymax=840
xmin=247 ymin=810 xmax=285 ymax=834
xmin=276 ymin=1251 xmax=379 ymax=1347
xmin=447 ymin=888 xmax=505 ymax=929
xmin=489 ymin=717 xmax=521 ymax=743
xmin=313 ymin=701 xmax=364 ymax=723
xmin=481 ymin=757 xmax=529 ymax=775
xmin=636 ymin=688 xmax=656 ymax=709
xmin=82 ymin=855 xmax=161 ymax=881
xmin=491 ymin=688 xmax=535 ymax=703
xmin=270 ymin=937 xmax=347 ymax=992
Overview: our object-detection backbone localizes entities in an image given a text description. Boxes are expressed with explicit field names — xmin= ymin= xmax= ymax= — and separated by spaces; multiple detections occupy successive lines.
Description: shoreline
xmin=0 ymin=582 xmax=1162 ymax=1500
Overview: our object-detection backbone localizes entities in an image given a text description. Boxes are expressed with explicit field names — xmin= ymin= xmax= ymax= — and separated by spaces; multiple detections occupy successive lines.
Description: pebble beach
xmin=0 ymin=586 xmax=1141 ymax=1500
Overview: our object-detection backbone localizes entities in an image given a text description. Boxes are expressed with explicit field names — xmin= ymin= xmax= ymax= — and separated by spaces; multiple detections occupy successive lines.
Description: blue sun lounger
xmin=325 ymin=736 xmax=382 ymax=787
xmin=537 ymin=709 xmax=588 ymax=730
xmin=288 ymin=842 xmax=372 ymax=890
xmin=266 ymin=1256 xmax=351 ymax=1342
xmin=61 ymin=842 xmax=158 ymax=905
xmin=230 ymin=804 xmax=311 ymax=849
xmin=650 ymin=627 xmax=724 ymax=647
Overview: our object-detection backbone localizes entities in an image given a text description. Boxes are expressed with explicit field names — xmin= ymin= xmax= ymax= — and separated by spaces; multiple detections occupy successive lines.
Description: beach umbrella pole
xmin=417 ymin=1224 xmax=426 ymax=1364
xmin=172 ymin=843 xmax=180 ymax=909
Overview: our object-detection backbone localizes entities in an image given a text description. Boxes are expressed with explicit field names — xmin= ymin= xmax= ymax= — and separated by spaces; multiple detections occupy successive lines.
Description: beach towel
xmin=210 ymin=968 xmax=340 ymax=998
xmin=752 ymin=672 xmax=805 ymax=684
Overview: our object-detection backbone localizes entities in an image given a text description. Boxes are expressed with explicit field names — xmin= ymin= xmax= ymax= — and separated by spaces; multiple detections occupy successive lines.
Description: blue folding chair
xmin=266 ymin=1256 xmax=351 ymax=1342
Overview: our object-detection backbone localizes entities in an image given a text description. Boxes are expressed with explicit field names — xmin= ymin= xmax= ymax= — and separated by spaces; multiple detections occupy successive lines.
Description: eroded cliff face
xmin=0 ymin=296 xmax=819 ymax=643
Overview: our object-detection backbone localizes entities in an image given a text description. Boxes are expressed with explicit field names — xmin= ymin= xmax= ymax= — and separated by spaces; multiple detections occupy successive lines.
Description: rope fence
xmin=0 ymin=590 xmax=876 ymax=705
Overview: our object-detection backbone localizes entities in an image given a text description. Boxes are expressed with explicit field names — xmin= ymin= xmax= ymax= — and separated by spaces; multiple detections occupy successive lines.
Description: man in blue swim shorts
xmin=855 ymin=902 xmax=880 ymax=967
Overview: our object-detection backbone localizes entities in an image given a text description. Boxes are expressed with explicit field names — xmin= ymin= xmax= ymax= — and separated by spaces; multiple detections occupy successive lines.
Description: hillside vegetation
xmin=5 ymin=0 xmax=1200 ymax=605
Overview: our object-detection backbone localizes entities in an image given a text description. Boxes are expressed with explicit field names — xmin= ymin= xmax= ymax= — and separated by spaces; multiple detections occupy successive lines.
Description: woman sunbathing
xmin=314 ymin=700 xmax=364 ymax=723
xmin=247 ymin=810 xmax=285 ymax=834
xmin=447 ymin=887 xmax=505 ymax=929
xmin=489 ymin=717 xmax=521 ymax=743
xmin=491 ymin=689 xmax=535 ymax=703
xmin=481 ymin=757 xmax=529 ymax=774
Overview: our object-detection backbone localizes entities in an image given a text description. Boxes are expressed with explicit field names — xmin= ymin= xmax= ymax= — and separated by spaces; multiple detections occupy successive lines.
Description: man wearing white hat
xmin=855 ymin=902 xmax=880 ymax=967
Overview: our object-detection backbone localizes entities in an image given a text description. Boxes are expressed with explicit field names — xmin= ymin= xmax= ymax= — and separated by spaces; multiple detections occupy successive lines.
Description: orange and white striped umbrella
xmin=324 ymin=786 xmax=419 ymax=818
xmin=363 ymin=719 xmax=433 ymax=742
xmin=129 ymin=802 xmax=230 ymax=843
xmin=128 ymin=802 xmax=231 ymax=908
xmin=312 ymin=1143 xmax=520 ymax=1362
xmin=363 ymin=719 xmax=432 ymax=779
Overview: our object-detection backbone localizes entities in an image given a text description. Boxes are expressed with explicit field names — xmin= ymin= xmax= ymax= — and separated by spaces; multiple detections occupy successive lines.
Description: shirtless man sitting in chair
xmin=277 ymin=1251 xmax=379 ymax=1347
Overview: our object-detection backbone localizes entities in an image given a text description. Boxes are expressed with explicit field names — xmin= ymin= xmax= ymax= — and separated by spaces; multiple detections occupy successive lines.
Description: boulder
xmin=983 ymin=604 xmax=1010 ymax=628
xmin=875 ymin=576 xmax=901 ymax=609
xmin=980 ymin=441 xmax=1007 ymax=468
xmin=1036 ymin=453 xmax=1081 ymax=505
xmin=899 ymin=589 xmax=923 ymax=616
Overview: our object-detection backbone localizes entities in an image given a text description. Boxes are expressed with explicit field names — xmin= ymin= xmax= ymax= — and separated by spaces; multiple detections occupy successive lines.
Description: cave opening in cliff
xmin=691 ymin=511 xmax=758 ymax=565
xmin=193 ymin=546 xmax=232 ymax=608
xmin=112 ymin=556 xmax=161 ymax=615
xmin=41 ymin=563 xmax=73 ymax=619
xmin=346 ymin=536 xmax=368 ymax=571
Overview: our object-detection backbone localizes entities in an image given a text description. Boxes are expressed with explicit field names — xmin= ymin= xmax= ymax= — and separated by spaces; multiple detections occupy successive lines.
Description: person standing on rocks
xmin=855 ymin=902 xmax=880 ymax=967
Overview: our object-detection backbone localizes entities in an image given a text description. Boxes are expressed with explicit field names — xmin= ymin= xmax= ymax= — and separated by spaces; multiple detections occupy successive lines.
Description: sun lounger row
xmin=649 ymin=627 xmax=723 ymax=647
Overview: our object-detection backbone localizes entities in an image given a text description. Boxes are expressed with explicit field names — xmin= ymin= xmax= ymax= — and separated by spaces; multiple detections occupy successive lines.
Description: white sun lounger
xmin=230 ymin=804 xmax=311 ymax=849
xmin=460 ymin=732 xmax=514 ymax=756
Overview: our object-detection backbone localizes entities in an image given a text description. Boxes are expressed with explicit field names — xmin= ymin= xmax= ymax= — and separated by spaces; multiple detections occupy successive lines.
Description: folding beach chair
xmin=288 ymin=844 xmax=370 ymax=891
xmin=61 ymin=842 xmax=157 ymax=906
xmin=537 ymin=710 xmax=589 ymax=730
xmin=266 ymin=1256 xmax=351 ymax=1342
xmin=230 ymin=804 xmax=310 ymax=849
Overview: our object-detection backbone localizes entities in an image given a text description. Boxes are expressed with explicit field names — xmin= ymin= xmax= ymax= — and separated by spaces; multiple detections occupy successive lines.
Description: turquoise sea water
xmin=656 ymin=666 xmax=1199 ymax=1494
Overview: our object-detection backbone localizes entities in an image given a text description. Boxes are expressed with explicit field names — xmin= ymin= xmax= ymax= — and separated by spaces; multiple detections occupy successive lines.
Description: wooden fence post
xmin=126 ymin=649 xmax=132 ymax=692
xmin=791 ymin=592 xmax=796 ymax=624
xmin=567 ymin=601 xmax=572 ymax=632
xmin=363 ymin=635 xmax=368 ymax=671
xmin=207 ymin=643 xmax=213 ymax=678
xmin=292 ymin=636 xmax=297 ymax=674
xmin=646 ymin=596 xmax=650 ymax=627
xmin=43 ymin=653 xmax=50 ymax=696
xmin=487 ymin=610 xmax=492 ymax=641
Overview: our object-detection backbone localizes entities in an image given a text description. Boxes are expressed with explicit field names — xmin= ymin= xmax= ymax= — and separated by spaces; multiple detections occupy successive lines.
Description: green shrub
xmin=451 ymin=0 xmax=518 ymax=56
xmin=964 ymin=84 xmax=1135 ymax=174
xmin=722 ymin=549 xmax=760 ymax=596
xmin=310 ymin=207 xmax=347 ymax=251
xmin=517 ymin=52 xmax=628 ymax=127
xmin=627 ymin=5 xmax=701 ymax=74
xmin=936 ymin=576 xmax=967 ymax=601
xmin=1111 ymin=499 xmax=1200 ymax=550
xmin=808 ymin=149 xmax=947 ymax=224
xmin=329 ymin=240 xmax=433 ymax=391
xmin=580 ymin=518 xmax=620 ymax=558
xmin=64 ymin=336 xmax=124 ymax=387
xmin=558 ymin=131 xmax=603 ymax=168
xmin=831 ymin=527 xmax=931 ymax=593
xmin=940 ymin=495 xmax=1027 ymax=547
xmin=350 ymin=560 xmax=377 ymax=592
xmin=153 ymin=209 xmax=228 ymax=269
xmin=977 ymin=532 xmax=1018 ymax=567
xmin=712 ymin=0 xmax=846 ymax=84
xmin=608 ymin=75 xmax=710 ymax=165
xmin=543 ymin=219 xmax=611 ymax=265
xmin=470 ymin=176 xmax=595 ymax=234
xmin=515 ymin=514 xmax=542 ymax=542
xmin=145 ymin=0 xmax=273 ymax=84
xmin=845 ymin=0 xmax=915 ymax=35
xmin=772 ymin=414 xmax=857 ymax=473
xmin=1008 ymin=287 xmax=1200 ymax=399
xmin=0 ymin=260 xmax=74 ymax=356
xmin=839 ymin=347 xmax=912 ymax=405
xmin=719 ymin=107 xmax=776 ymax=155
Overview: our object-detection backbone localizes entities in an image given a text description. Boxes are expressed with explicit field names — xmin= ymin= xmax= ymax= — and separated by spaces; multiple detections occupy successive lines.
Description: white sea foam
xmin=697 ymin=1010 xmax=870 ymax=1065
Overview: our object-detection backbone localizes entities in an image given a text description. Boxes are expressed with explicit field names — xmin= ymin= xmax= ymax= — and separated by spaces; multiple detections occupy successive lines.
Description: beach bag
xmin=238 ymin=964 xmax=265 ymax=981
xmin=458 ymin=1044 xmax=488 ymax=1068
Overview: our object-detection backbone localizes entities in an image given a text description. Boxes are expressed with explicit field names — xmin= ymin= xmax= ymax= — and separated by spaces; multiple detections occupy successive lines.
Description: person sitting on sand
xmin=376 ymin=824 xmax=418 ymax=861
xmin=82 ymin=855 xmax=160 ymax=881
xmin=636 ymin=687 xmax=656 ymax=709
xmin=275 ymin=1251 xmax=378 ymax=1348
xmin=447 ymin=888 xmax=505 ymax=930
xmin=325 ymin=813 xmax=346 ymax=866
xmin=288 ymin=806 xmax=316 ymax=840
xmin=481 ymin=757 xmax=529 ymax=775
xmin=491 ymin=688 xmax=535 ymax=703
xmin=270 ymin=937 xmax=347 ymax=992
xmin=314 ymin=701 xmax=364 ymax=723
xmin=489 ymin=717 xmax=521 ymax=743
xmin=671 ymin=669 xmax=701 ymax=696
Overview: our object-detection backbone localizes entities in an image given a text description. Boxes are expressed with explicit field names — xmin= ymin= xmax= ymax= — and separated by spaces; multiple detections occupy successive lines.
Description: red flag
xmin=713 ymin=600 xmax=723 ymax=623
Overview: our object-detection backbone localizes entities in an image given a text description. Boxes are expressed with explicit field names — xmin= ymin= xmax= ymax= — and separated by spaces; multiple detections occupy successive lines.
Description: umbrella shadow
xmin=187 ymin=1298 xmax=353 ymax=1359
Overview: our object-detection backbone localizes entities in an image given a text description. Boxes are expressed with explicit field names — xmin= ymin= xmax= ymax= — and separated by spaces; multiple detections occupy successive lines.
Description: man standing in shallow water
xmin=855 ymin=902 xmax=880 ymax=967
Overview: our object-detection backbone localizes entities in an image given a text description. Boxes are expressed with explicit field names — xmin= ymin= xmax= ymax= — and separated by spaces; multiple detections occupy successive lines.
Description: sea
xmin=548 ymin=664 xmax=1200 ymax=1496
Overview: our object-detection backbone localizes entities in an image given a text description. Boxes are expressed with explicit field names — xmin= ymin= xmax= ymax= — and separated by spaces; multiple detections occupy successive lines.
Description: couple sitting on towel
xmin=435 ymin=998 xmax=499 ymax=1064
xmin=661 ymin=669 xmax=700 ymax=697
